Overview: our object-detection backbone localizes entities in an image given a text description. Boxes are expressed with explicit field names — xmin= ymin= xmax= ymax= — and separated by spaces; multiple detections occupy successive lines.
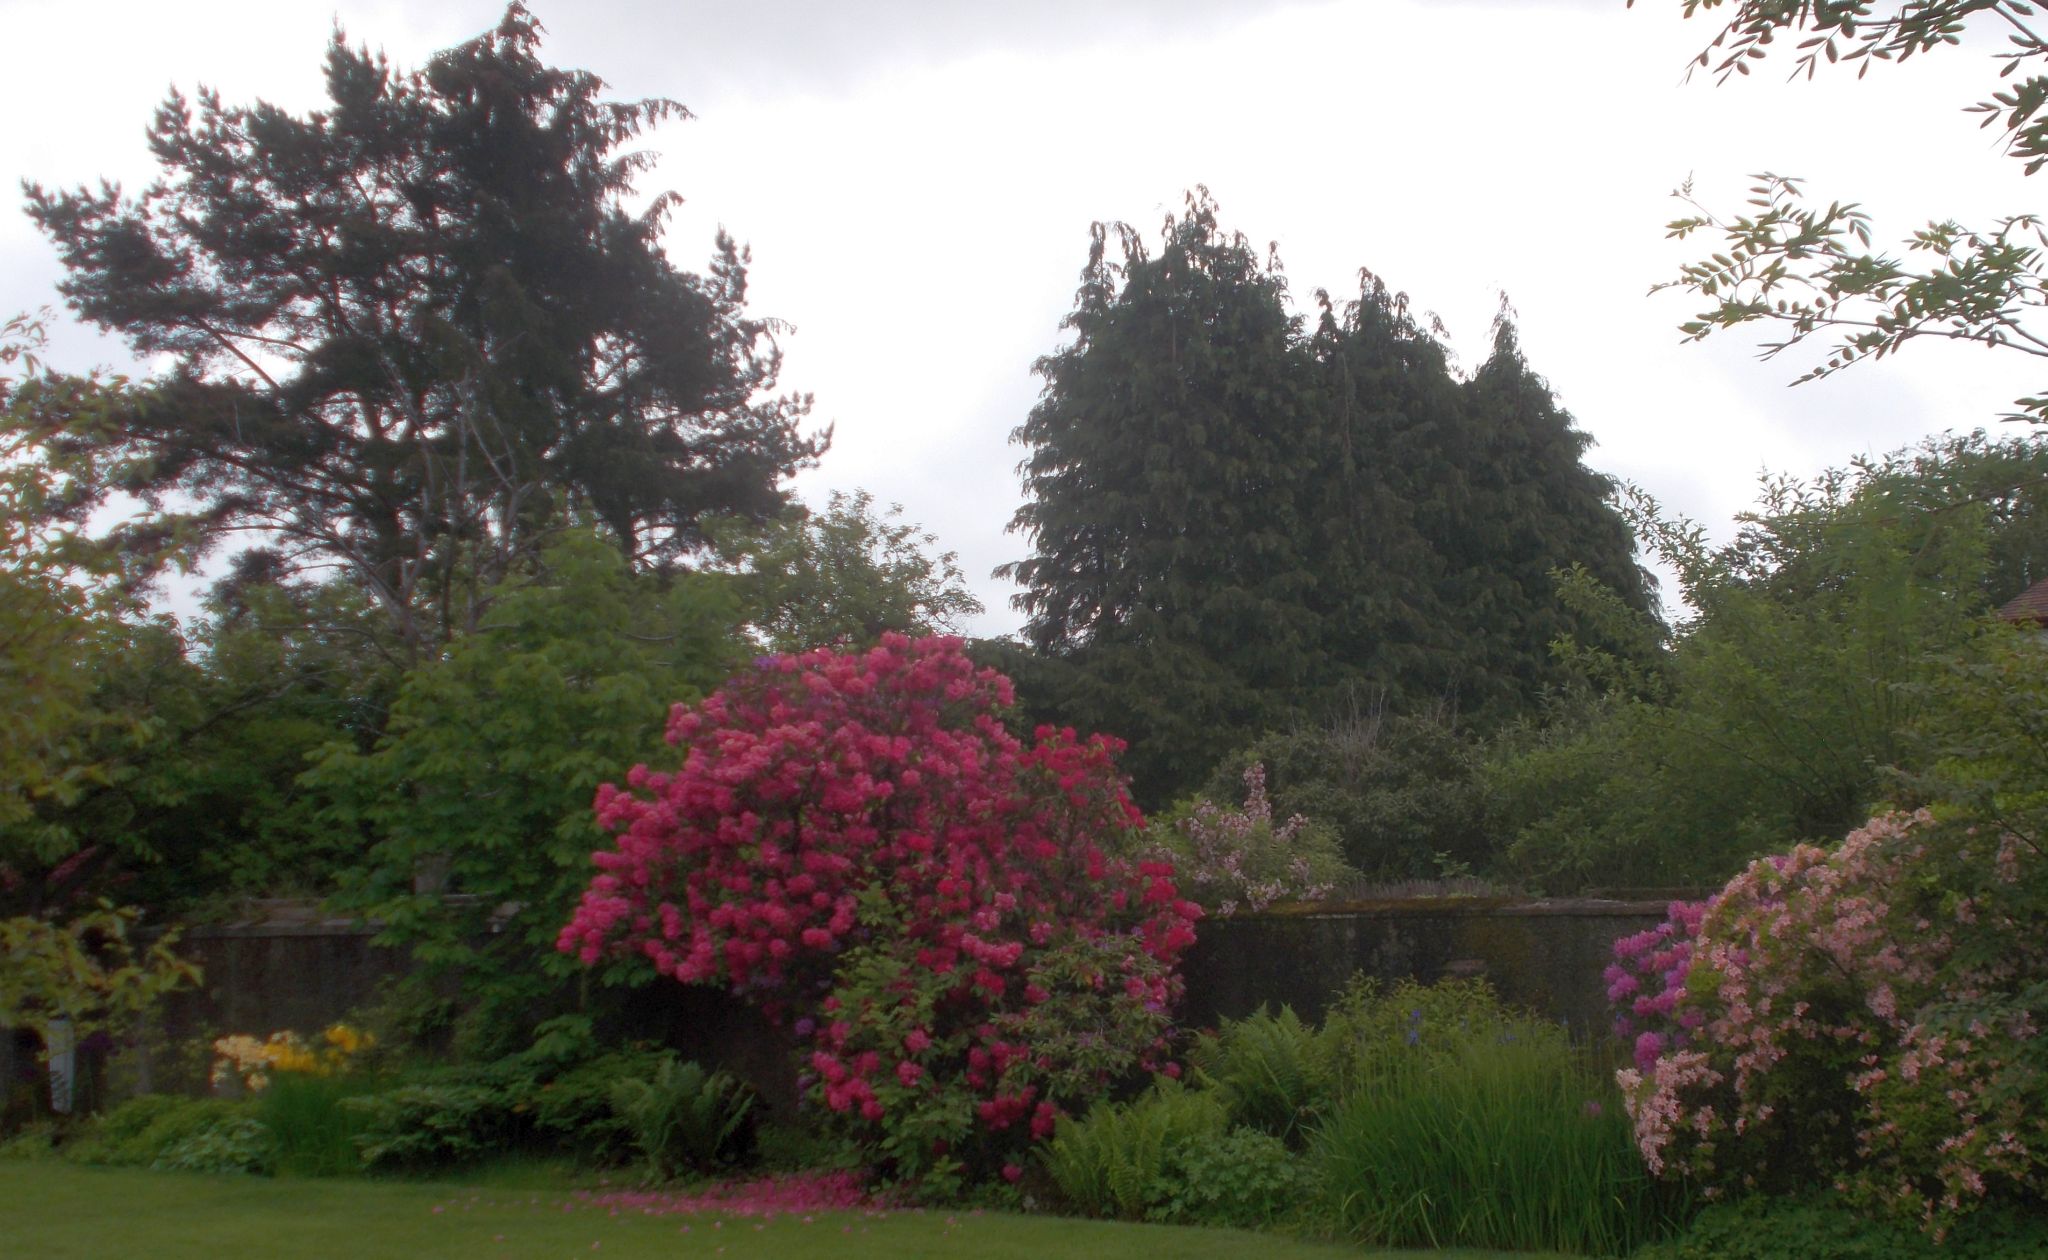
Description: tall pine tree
xmin=27 ymin=5 xmax=824 ymax=658
xmin=1002 ymin=193 xmax=1651 ymax=804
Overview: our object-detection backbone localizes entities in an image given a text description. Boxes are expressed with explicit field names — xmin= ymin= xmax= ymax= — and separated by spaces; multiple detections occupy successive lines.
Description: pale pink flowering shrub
xmin=1614 ymin=810 xmax=2046 ymax=1232
xmin=559 ymin=635 xmax=1200 ymax=1190
xmin=1148 ymin=763 xmax=1353 ymax=915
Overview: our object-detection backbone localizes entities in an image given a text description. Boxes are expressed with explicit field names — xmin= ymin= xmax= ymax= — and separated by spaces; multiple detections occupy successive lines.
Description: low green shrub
xmin=65 ymin=1094 xmax=271 ymax=1174
xmin=0 ymin=1122 xmax=59 ymax=1160
xmin=1637 ymin=1195 xmax=2048 ymax=1260
xmin=1041 ymin=1080 xmax=1227 ymax=1221
xmin=342 ymin=1084 xmax=511 ymax=1172
xmin=154 ymin=1111 xmax=274 ymax=1174
xmin=609 ymin=1055 xmax=756 ymax=1182
xmin=1155 ymin=1125 xmax=1313 ymax=1230
xmin=528 ymin=1048 xmax=668 ymax=1166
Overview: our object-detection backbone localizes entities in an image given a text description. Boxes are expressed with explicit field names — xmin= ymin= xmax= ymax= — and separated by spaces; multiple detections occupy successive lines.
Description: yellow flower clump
xmin=210 ymin=1023 xmax=374 ymax=1092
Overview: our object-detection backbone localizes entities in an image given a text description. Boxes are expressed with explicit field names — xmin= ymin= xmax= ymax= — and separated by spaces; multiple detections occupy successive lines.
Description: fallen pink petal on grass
xmin=571 ymin=1171 xmax=882 ymax=1221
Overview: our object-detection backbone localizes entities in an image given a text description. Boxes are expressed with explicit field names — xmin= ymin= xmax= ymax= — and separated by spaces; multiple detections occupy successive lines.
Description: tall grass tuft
xmin=1311 ymin=1019 xmax=1682 ymax=1256
xmin=258 ymin=1072 xmax=381 ymax=1177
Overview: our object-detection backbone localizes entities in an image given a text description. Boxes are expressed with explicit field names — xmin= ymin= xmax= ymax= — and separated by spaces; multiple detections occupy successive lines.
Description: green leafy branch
xmin=1653 ymin=1 xmax=2047 ymax=161
xmin=1658 ymin=173 xmax=2048 ymax=419
xmin=1642 ymin=3 xmax=2048 ymax=418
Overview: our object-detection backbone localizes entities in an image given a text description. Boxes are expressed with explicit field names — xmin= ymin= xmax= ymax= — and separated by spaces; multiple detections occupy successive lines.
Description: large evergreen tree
xmin=1002 ymin=192 xmax=1651 ymax=804
xmin=1000 ymin=193 xmax=1327 ymax=793
xmin=25 ymin=5 xmax=823 ymax=658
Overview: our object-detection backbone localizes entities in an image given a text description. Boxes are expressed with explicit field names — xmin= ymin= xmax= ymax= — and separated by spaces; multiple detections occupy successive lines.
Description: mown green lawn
xmin=0 ymin=1162 xmax=1571 ymax=1259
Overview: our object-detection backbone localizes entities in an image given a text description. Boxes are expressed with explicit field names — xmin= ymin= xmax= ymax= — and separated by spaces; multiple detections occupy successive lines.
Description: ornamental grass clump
xmin=1308 ymin=980 xmax=1674 ymax=1256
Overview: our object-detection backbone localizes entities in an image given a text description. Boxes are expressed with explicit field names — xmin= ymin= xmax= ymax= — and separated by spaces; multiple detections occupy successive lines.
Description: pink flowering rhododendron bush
xmin=559 ymin=635 xmax=1200 ymax=1190
xmin=1612 ymin=810 xmax=2045 ymax=1232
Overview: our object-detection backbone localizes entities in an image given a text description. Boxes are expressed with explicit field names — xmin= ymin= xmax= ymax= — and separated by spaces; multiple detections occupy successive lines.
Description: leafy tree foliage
xmin=708 ymin=489 xmax=984 ymax=652
xmin=1637 ymin=1 xmax=2048 ymax=420
xmin=312 ymin=530 xmax=740 ymax=1052
xmin=3 ymin=320 xmax=391 ymax=916
xmin=0 ymin=316 xmax=219 ymax=915
xmin=0 ymin=318 xmax=123 ymax=852
xmin=25 ymin=5 xmax=823 ymax=657
xmin=1002 ymin=191 xmax=1650 ymax=803
xmin=1205 ymin=698 xmax=1492 ymax=882
xmin=1490 ymin=432 xmax=2048 ymax=889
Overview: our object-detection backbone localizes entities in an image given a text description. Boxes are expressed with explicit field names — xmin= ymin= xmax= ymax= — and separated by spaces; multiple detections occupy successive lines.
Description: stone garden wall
xmin=158 ymin=896 xmax=1676 ymax=1051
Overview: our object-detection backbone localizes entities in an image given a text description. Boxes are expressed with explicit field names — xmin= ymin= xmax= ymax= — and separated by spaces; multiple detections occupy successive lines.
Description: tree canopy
xmin=1001 ymin=191 xmax=1651 ymax=803
xmin=707 ymin=489 xmax=984 ymax=653
xmin=25 ymin=4 xmax=824 ymax=657
xmin=1488 ymin=431 xmax=2048 ymax=889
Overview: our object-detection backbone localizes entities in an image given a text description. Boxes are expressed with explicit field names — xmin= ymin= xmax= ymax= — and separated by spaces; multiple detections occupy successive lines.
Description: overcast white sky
xmin=3 ymin=0 xmax=2040 ymax=635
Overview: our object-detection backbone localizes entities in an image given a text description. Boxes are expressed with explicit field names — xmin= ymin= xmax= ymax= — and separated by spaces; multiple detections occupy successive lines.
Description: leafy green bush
xmin=0 ymin=1122 xmax=58 ymax=1160
xmin=1306 ymin=975 xmax=1531 ymax=1100
xmin=65 ymin=1095 xmax=270 ymax=1174
xmin=1637 ymin=1195 xmax=2048 ymax=1260
xmin=154 ymin=1112 xmax=274 ymax=1174
xmin=1155 ymin=1125 xmax=1312 ymax=1230
xmin=1189 ymin=1005 xmax=1321 ymax=1147
xmin=342 ymin=1084 xmax=511 ymax=1172
xmin=1489 ymin=436 xmax=2048 ymax=891
xmin=609 ymin=1056 xmax=756 ymax=1182
xmin=1040 ymin=1080 xmax=1227 ymax=1220
xmin=528 ymin=1048 xmax=668 ymax=1166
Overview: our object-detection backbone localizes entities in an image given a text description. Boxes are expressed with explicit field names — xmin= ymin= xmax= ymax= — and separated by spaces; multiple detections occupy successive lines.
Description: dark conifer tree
xmin=1000 ymin=191 xmax=1327 ymax=794
xmin=1004 ymin=194 xmax=1651 ymax=804
xmin=26 ymin=5 xmax=823 ymax=657
xmin=1440 ymin=314 xmax=1653 ymax=715
xmin=1301 ymin=274 xmax=1469 ymax=707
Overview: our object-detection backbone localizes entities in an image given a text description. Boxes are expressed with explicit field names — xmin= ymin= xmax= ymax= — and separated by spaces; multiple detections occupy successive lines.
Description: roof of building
xmin=1997 ymin=577 xmax=2048 ymax=624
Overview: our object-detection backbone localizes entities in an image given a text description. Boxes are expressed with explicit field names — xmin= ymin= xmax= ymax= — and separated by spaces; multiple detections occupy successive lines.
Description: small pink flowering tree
xmin=1145 ymin=763 xmax=1353 ymax=916
xmin=560 ymin=634 xmax=1200 ymax=1190
xmin=1612 ymin=810 xmax=2045 ymax=1231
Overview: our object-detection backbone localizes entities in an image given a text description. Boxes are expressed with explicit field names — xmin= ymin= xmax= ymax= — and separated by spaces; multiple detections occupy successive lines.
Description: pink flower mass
xmin=1610 ymin=810 xmax=2046 ymax=1233
xmin=559 ymin=635 xmax=1200 ymax=1184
